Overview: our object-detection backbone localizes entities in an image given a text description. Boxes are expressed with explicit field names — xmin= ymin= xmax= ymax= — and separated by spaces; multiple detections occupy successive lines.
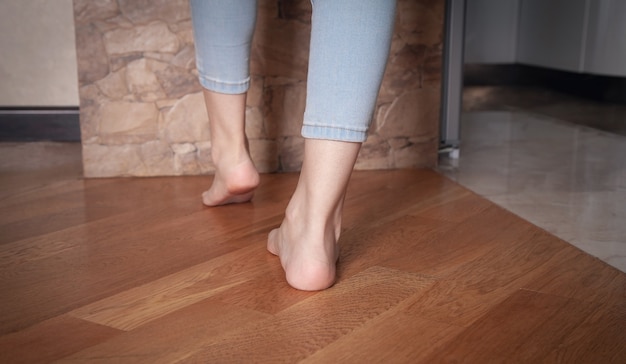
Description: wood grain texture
xmin=422 ymin=289 xmax=625 ymax=363
xmin=182 ymin=266 xmax=435 ymax=363
xmin=0 ymin=315 xmax=121 ymax=364
xmin=58 ymin=300 xmax=270 ymax=363
xmin=1 ymin=166 xmax=625 ymax=363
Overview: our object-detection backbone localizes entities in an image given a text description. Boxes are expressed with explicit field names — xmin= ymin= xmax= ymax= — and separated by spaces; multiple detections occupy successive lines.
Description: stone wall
xmin=74 ymin=0 xmax=444 ymax=177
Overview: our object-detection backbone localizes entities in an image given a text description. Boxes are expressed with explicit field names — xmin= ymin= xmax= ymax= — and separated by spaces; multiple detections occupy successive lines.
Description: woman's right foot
xmin=267 ymin=214 xmax=340 ymax=291
xmin=266 ymin=138 xmax=360 ymax=290
xmin=266 ymin=184 xmax=344 ymax=291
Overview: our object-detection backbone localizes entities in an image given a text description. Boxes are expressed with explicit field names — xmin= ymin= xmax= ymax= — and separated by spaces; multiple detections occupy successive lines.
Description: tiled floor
xmin=440 ymin=86 xmax=626 ymax=272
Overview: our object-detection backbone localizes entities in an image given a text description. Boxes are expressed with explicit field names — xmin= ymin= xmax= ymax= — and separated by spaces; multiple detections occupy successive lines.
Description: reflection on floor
xmin=440 ymin=86 xmax=626 ymax=272
xmin=462 ymin=86 xmax=626 ymax=136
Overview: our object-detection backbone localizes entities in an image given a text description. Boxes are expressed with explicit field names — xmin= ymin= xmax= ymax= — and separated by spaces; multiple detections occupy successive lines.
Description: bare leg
xmin=267 ymin=138 xmax=361 ymax=291
xmin=202 ymin=89 xmax=259 ymax=206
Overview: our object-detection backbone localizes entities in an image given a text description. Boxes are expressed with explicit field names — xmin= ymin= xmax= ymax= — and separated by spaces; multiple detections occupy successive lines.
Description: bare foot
xmin=202 ymin=158 xmax=259 ymax=206
xmin=267 ymin=197 xmax=342 ymax=291
xmin=200 ymin=89 xmax=259 ymax=206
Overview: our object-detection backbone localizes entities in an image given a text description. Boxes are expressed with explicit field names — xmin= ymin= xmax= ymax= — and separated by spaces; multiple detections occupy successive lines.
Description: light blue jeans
xmin=190 ymin=0 xmax=396 ymax=142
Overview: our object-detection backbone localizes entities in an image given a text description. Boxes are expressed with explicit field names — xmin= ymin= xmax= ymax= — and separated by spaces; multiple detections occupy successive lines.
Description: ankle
xmin=211 ymin=141 xmax=250 ymax=168
xmin=284 ymin=195 xmax=341 ymax=244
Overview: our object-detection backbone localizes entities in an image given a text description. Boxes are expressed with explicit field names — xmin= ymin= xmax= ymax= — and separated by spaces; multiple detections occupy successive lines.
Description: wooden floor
xmin=1 ymin=163 xmax=625 ymax=363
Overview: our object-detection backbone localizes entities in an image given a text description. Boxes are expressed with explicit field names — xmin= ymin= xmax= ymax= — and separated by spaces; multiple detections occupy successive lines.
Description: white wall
xmin=464 ymin=0 xmax=520 ymax=64
xmin=516 ymin=0 xmax=588 ymax=73
xmin=465 ymin=0 xmax=626 ymax=77
xmin=584 ymin=0 xmax=626 ymax=76
xmin=0 ymin=0 xmax=79 ymax=107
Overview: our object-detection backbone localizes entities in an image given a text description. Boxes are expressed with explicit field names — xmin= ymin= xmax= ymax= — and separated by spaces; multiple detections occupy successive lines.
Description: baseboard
xmin=464 ymin=64 xmax=626 ymax=105
xmin=0 ymin=108 xmax=80 ymax=142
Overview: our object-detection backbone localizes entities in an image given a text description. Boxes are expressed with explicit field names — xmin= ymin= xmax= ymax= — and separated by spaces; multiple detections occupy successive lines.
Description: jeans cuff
xmin=198 ymin=75 xmax=250 ymax=94
xmin=301 ymin=124 xmax=368 ymax=142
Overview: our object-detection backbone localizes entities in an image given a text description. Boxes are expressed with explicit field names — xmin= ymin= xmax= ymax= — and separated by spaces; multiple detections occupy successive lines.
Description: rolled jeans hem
xmin=301 ymin=124 xmax=368 ymax=143
xmin=198 ymin=75 xmax=250 ymax=95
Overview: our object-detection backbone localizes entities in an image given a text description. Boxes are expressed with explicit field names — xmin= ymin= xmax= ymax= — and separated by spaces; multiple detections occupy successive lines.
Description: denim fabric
xmin=190 ymin=0 xmax=257 ymax=94
xmin=190 ymin=0 xmax=396 ymax=142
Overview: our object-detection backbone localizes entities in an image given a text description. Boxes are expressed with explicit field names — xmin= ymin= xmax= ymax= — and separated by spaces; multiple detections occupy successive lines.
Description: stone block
xmin=423 ymin=46 xmax=443 ymax=88
xmin=392 ymin=139 xmax=438 ymax=169
xmin=173 ymin=20 xmax=195 ymax=46
xmin=397 ymin=0 xmax=445 ymax=47
xmin=76 ymin=0 xmax=443 ymax=176
xmin=247 ymin=76 xmax=264 ymax=107
xmin=277 ymin=0 xmax=312 ymax=23
xmin=125 ymin=59 xmax=167 ymax=101
xmin=82 ymin=143 xmax=143 ymax=177
xmin=170 ymin=45 xmax=196 ymax=70
xmin=251 ymin=139 xmax=279 ymax=173
xmin=355 ymin=135 xmax=392 ymax=170
xmin=74 ymin=0 xmax=119 ymax=24
xmin=118 ymin=0 xmax=190 ymax=24
xmin=278 ymin=136 xmax=304 ymax=172
xmin=172 ymin=142 xmax=199 ymax=175
xmin=196 ymin=141 xmax=215 ymax=174
xmin=251 ymin=14 xmax=310 ymax=80
xmin=110 ymin=53 xmax=143 ymax=73
xmin=78 ymin=85 xmax=106 ymax=142
xmin=154 ymin=64 xmax=201 ymax=99
xmin=377 ymin=89 xmax=441 ymax=140
xmin=103 ymin=22 xmax=180 ymax=55
xmin=388 ymin=137 xmax=411 ymax=150
xmin=156 ymin=99 xmax=178 ymax=110
xmin=75 ymin=23 xmax=109 ymax=84
xmin=264 ymin=81 xmax=306 ymax=138
xmin=144 ymin=52 xmax=175 ymax=64
xmin=96 ymin=69 xmax=128 ymax=99
xmin=245 ymin=107 xmax=265 ymax=139
xmin=97 ymin=101 xmax=159 ymax=140
xmin=93 ymin=15 xmax=134 ymax=33
xmin=140 ymin=140 xmax=175 ymax=176
xmin=162 ymin=92 xmax=210 ymax=143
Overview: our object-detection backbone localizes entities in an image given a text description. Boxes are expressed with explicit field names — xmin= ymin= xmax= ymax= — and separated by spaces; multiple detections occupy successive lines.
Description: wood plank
xmin=55 ymin=300 xmax=269 ymax=364
xmin=0 ymin=175 xmax=294 ymax=334
xmin=0 ymin=225 xmax=267 ymax=335
xmin=0 ymin=213 xmax=258 ymax=334
xmin=0 ymin=177 xmax=195 ymax=243
xmin=379 ymin=204 xmax=531 ymax=278
xmin=1 ymin=163 xmax=625 ymax=363
xmin=523 ymin=246 xmax=626 ymax=305
xmin=342 ymin=169 xmax=466 ymax=231
xmin=203 ymin=261 xmax=317 ymax=314
xmin=543 ymin=303 xmax=626 ymax=362
xmin=0 ymin=172 xmax=290 ymax=246
xmin=181 ymin=266 xmax=435 ymax=363
xmin=402 ymin=227 xmax=570 ymax=327
xmin=421 ymin=289 xmax=624 ymax=363
xmin=0 ymin=315 xmax=122 ymax=364
xmin=335 ymin=173 xmax=483 ymax=281
xmin=411 ymin=189 xmax=494 ymax=223
xmin=69 ymin=240 xmax=273 ymax=330
xmin=0 ymin=178 xmax=104 ymax=211
xmin=301 ymin=298 xmax=464 ymax=363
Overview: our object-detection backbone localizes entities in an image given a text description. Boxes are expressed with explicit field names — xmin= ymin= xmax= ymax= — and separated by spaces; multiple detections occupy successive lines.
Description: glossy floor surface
xmin=1 ymin=142 xmax=625 ymax=362
xmin=441 ymin=86 xmax=626 ymax=272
